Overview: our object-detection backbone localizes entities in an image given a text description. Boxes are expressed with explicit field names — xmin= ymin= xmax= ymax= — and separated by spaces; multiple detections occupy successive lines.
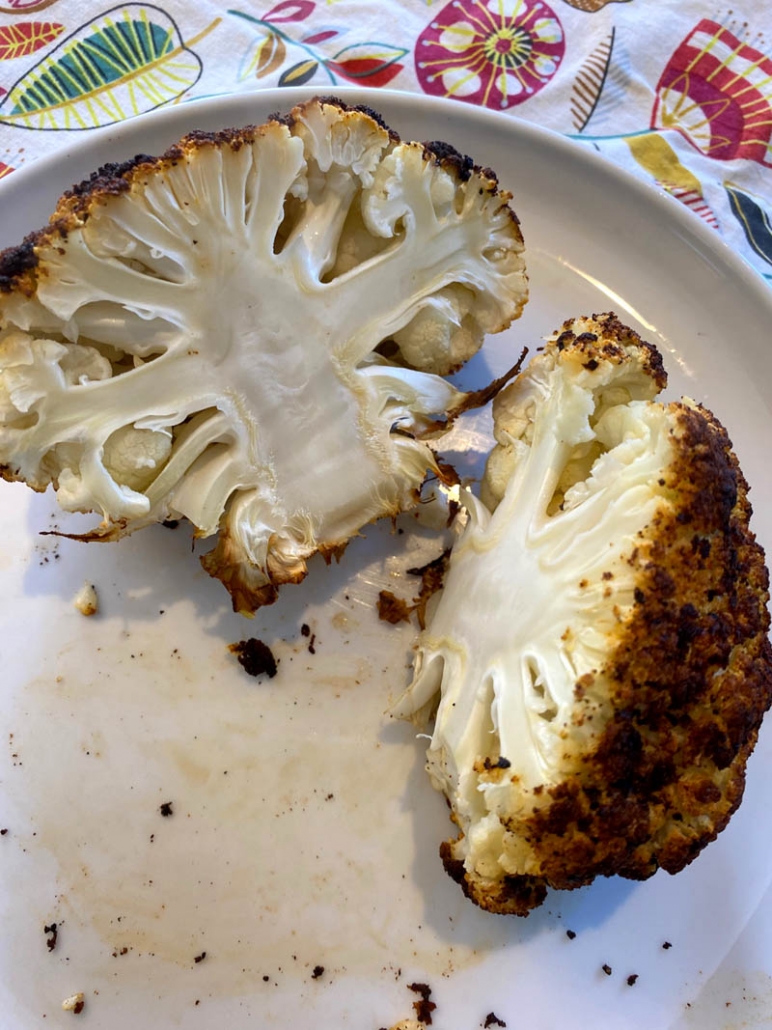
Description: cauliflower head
xmin=393 ymin=313 xmax=772 ymax=915
xmin=0 ymin=97 xmax=527 ymax=612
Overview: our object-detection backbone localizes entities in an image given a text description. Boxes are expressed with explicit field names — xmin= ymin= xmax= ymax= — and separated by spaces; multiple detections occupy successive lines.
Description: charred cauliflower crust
xmin=0 ymin=96 xmax=527 ymax=613
xmin=395 ymin=313 xmax=772 ymax=915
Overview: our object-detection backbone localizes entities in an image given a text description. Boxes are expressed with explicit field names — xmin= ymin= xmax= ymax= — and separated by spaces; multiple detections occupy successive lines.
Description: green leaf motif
xmin=725 ymin=182 xmax=772 ymax=266
xmin=0 ymin=3 xmax=219 ymax=130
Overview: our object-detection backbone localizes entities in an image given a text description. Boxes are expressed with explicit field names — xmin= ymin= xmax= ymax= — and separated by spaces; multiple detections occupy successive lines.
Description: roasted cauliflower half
xmin=0 ymin=97 xmax=527 ymax=612
xmin=394 ymin=313 xmax=772 ymax=915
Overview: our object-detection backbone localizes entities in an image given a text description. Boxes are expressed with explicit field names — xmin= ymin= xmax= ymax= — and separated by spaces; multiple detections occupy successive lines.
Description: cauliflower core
xmin=394 ymin=313 xmax=772 ymax=915
xmin=0 ymin=97 xmax=527 ymax=612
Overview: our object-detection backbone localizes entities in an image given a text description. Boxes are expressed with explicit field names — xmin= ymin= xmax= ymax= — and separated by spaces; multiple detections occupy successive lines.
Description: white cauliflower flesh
xmin=394 ymin=313 xmax=772 ymax=915
xmin=0 ymin=97 xmax=527 ymax=613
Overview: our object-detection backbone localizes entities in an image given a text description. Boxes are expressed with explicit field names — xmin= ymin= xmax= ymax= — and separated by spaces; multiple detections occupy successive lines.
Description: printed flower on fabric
xmin=653 ymin=19 xmax=772 ymax=167
xmin=415 ymin=0 xmax=564 ymax=110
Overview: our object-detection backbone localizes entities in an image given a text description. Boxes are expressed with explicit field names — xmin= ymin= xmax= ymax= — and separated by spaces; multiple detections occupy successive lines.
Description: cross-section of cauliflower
xmin=0 ymin=97 xmax=527 ymax=612
xmin=394 ymin=313 xmax=772 ymax=915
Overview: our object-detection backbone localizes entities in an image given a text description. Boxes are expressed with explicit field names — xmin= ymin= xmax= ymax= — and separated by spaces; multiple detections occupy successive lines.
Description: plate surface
xmin=1 ymin=87 xmax=772 ymax=1030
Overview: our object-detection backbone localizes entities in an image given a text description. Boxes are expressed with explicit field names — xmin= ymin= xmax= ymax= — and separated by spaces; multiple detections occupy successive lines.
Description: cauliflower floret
xmin=394 ymin=313 xmax=772 ymax=915
xmin=0 ymin=97 xmax=527 ymax=613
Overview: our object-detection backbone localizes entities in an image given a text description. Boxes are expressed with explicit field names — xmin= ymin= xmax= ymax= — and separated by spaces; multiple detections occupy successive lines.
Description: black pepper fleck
xmin=602 ymin=964 xmax=612 ymax=976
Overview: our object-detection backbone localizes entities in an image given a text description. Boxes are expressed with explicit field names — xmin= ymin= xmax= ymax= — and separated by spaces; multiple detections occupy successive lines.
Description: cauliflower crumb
xmin=61 ymin=992 xmax=85 ymax=1014
xmin=73 ymin=582 xmax=98 ymax=617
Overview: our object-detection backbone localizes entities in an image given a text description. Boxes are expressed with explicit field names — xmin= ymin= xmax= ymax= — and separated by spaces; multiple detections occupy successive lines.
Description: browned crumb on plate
xmin=602 ymin=964 xmax=612 ymax=976
xmin=159 ymin=801 xmax=173 ymax=817
xmin=407 ymin=548 xmax=451 ymax=629
xmin=408 ymin=983 xmax=437 ymax=1025
xmin=627 ymin=974 xmax=639 ymax=986
xmin=44 ymin=923 xmax=58 ymax=952
xmin=228 ymin=638 xmax=278 ymax=678
xmin=483 ymin=1014 xmax=507 ymax=1028
xmin=566 ymin=929 xmax=576 ymax=940
xmin=377 ymin=590 xmax=412 ymax=625
xmin=311 ymin=965 xmax=324 ymax=979
xmin=194 ymin=952 xmax=207 ymax=964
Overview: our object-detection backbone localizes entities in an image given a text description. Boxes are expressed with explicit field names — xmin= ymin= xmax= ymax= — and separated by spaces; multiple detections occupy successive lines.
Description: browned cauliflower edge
xmin=393 ymin=313 xmax=772 ymax=915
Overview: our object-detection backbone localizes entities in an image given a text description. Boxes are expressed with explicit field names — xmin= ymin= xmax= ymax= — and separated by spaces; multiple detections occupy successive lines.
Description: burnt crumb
xmin=408 ymin=983 xmax=437 ymax=1025
xmin=602 ymin=964 xmax=613 ymax=976
xmin=161 ymin=519 xmax=180 ymax=529
xmin=44 ymin=923 xmax=58 ymax=952
xmin=0 ymin=238 xmax=38 ymax=290
xmin=566 ymin=929 xmax=577 ymax=940
xmin=483 ymin=756 xmax=512 ymax=770
xmin=627 ymin=974 xmax=639 ymax=986
xmin=267 ymin=110 xmax=294 ymax=127
xmin=662 ymin=941 xmax=673 ymax=950
xmin=300 ymin=623 xmax=311 ymax=637
xmin=483 ymin=1014 xmax=506 ymax=1028
xmin=377 ymin=590 xmax=412 ymax=625
xmin=308 ymin=633 xmax=316 ymax=655
xmin=407 ymin=548 xmax=452 ymax=629
xmin=311 ymin=965 xmax=324 ymax=979
xmin=422 ymin=140 xmax=474 ymax=181
xmin=0 ymin=828 xmax=7 ymax=835
xmin=262 ymin=975 xmax=270 ymax=982
xmin=228 ymin=638 xmax=278 ymax=679
xmin=65 ymin=154 xmax=155 ymax=198
xmin=73 ymin=999 xmax=84 ymax=1015
xmin=159 ymin=802 xmax=173 ymax=817
xmin=193 ymin=951 xmax=207 ymax=964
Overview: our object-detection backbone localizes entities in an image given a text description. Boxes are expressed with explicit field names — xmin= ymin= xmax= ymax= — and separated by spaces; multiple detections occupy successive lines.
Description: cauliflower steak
xmin=0 ymin=97 xmax=527 ymax=612
xmin=394 ymin=313 xmax=772 ymax=915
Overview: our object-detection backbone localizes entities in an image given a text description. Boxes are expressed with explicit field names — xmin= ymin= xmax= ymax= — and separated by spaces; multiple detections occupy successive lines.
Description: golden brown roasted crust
xmin=443 ymin=401 xmax=772 ymax=914
xmin=553 ymin=311 xmax=668 ymax=390
xmin=0 ymin=95 xmax=520 ymax=296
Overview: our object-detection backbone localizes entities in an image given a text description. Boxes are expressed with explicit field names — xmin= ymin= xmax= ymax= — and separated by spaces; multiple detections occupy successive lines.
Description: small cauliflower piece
xmin=61 ymin=992 xmax=85 ymax=1014
xmin=0 ymin=97 xmax=527 ymax=613
xmin=73 ymin=581 xmax=98 ymax=616
xmin=394 ymin=313 xmax=772 ymax=915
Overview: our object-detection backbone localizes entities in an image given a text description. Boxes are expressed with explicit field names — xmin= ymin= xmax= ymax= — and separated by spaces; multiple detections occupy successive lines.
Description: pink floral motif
xmin=653 ymin=19 xmax=772 ymax=167
xmin=415 ymin=0 xmax=564 ymax=110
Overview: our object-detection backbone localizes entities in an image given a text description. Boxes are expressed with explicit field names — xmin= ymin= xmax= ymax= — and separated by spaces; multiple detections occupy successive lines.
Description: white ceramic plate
xmin=1 ymin=87 xmax=771 ymax=1030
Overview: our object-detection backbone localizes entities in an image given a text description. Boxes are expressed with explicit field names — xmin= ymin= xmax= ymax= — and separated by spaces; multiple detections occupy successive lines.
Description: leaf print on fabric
xmin=653 ymin=19 xmax=772 ymax=167
xmin=725 ymin=182 xmax=772 ymax=266
xmin=626 ymin=133 xmax=702 ymax=193
xmin=561 ymin=0 xmax=630 ymax=10
xmin=570 ymin=29 xmax=614 ymax=131
xmin=240 ymin=30 xmax=286 ymax=80
xmin=0 ymin=0 xmax=60 ymax=12
xmin=0 ymin=21 xmax=65 ymax=61
xmin=230 ymin=9 xmax=403 ymax=89
xmin=660 ymin=184 xmax=720 ymax=231
xmin=0 ymin=4 xmax=220 ymax=130
xmin=278 ymin=57 xmax=317 ymax=86
xmin=326 ymin=42 xmax=407 ymax=87
xmin=415 ymin=0 xmax=564 ymax=110
xmin=263 ymin=0 xmax=314 ymax=22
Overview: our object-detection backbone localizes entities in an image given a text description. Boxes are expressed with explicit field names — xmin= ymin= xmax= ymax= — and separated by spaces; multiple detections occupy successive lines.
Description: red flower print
xmin=653 ymin=19 xmax=772 ymax=167
xmin=415 ymin=0 xmax=564 ymax=110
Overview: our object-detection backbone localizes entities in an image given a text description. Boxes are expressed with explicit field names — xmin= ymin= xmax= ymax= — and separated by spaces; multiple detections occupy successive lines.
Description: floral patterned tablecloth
xmin=0 ymin=0 xmax=770 ymax=286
